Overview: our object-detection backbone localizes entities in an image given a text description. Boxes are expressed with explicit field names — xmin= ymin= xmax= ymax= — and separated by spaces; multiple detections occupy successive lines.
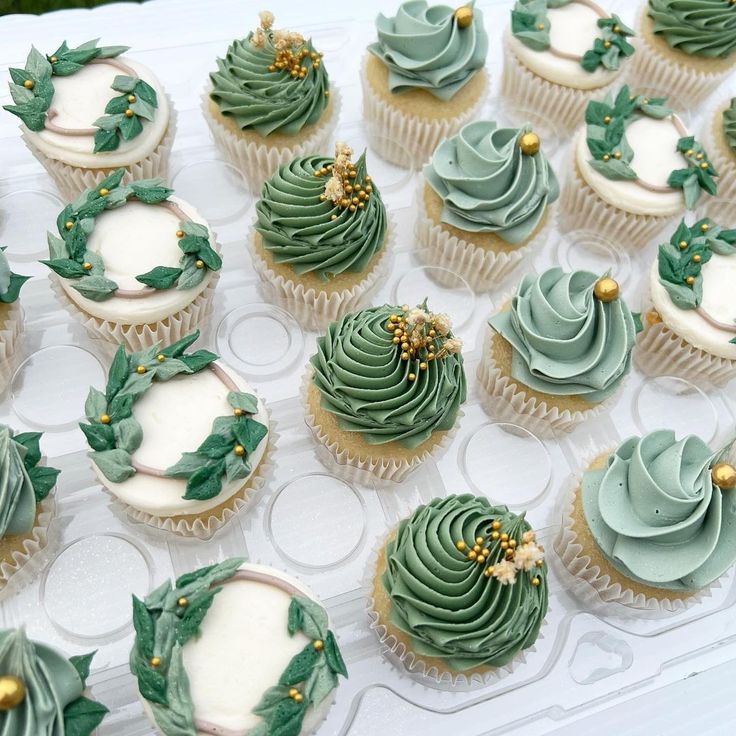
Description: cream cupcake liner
xmin=301 ymin=367 xmax=462 ymax=485
xmin=476 ymin=325 xmax=617 ymax=438
xmin=414 ymin=178 xmax=550 ymax=291
xmin=628 ymin=9 xmax=734 ymax=108
xmin=0 ymin=300 xmax=23 ymax=395
xmin=202 ymin=87 xmax=341 ymax=193
xmin=21 ymin=95 xmax=177 ymax=203
xmin=553 ymin=445 xmax=719 ymax=614
xmin=500 ymin=36 xmax=613 ymax=133
xmin=360 ymin=56 xmax=487 ymax=169
xmin=0 ymin=495 xmax=55 ymax=598
xmin=559 ymin=150 xmax=675 ymax=245
xmin=249 ymin=217 xmax=395 ymax=332
xmin=700 ymin=106 xmax=736 ymax=207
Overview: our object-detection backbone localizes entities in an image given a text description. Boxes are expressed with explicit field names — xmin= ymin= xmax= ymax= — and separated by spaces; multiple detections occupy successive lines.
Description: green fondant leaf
xmin=175 ymin=589 xmax=220 ymax=645
xmin=120 ymin=112 xmax=143 ymax=141
xmin=116 ymin=369 xmax=155 ymax=400
xmin=182 ymin=459 xmax=226 ymax=501
xmin=93 ymin=113 xmax=124 ymax=132
xmin=98 ymin=168 xmax=126 ymax=192
xmin=225 ymin=451 xmax=251 ymax=482
xmin=233 ymin=417 xmax=268 ymax=454
xmin=111 ymin=74 xmax=137 ymax=93
xmin=47 ymin=233 xmax=66 ymax=260
xmin=178 ymin=235 xmax=208 ymax=254
xmin=228 ymin=392 xmax=258 ymax=414
xmin=132 ymin=595 xmax=155 ymax=658
xmin=72 ymin=274 xmax=118 ymax=301
xmin=136 ymin=662 xmax=168 ymax=706
xmin=252 ymin=685 xmax=291 ymax=716
xmin=287 ymin=598 xmax=304 ymax=636
xmin=266 ymin=696 xmax=308 ymax=736
xmin=159 ymin=331 xmax=199 ymax=358
xmin=63 ymin=695 xmax=109 ymax=736
xmin=0 ymin=273 xmax=30 ymax=304
xmin=177 ymin=262 xmax=206 ymax=290
xmin=179 ymin=349 xmax=217 ymax=373
xmin=304 ymin=661 xmax=338 ymax=706
xmin=13 ymin=431 xmax=42 ymax=467
xmin=79 ymin=422 xmax=116 ymax=452
xmin=109 ymin=393 xmax=134 ymax=422
xmin=181 ymin=221 xmax=209 ymax=238
xmin=164 ymin=452 xmax=202 ymax=479
xmin=196 ymin=433 xmax=233 ymax=459
xmin=106 ymin=345 xmax=131 ymax=401
xmin=154 ymin=358 xmax=192 ymax=382
xmin=41 ymin=258 xmax=86 ymax=279
xmin=94 ymin=130 xmax=119 ymax=154
xmin=323 ymin=631 xmax=348 ymax=678
xmin=69 ymin=651 xmax=96 ymax=686
xmin=104 ymin=94 xmax=129 ymax=115
xmin=113 ymin=416 xmax=143 ymax=454
xmin=90 ymin=448 xmax=135 ymax=483
xmin=292 ymin=596 xmax=329 ymax=640
xmin=136 ymin=266 xmax=182 ymax=289
xmin=134 ymin=79 xmax=158 ymax=107
xmin=130 ymin=98 xmax=156 ymax=121
xmin=27 ymin=465 xmax=60 ymax=503
xmin=130 ymin=181 xmax=172 ymax=204
xmin=278 ymin=643 xmax=320 ymax=686
xmin=631 ymin=311 xmax=643 ymax=334
xmin=84 ymin=387 xmax=108 ymax=422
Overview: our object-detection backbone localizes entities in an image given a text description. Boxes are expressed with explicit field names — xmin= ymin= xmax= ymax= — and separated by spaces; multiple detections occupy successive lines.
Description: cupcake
xmin=80 ymin=331 xmax=272 ymax=537
xmin=41 ymin=169 xmax=221 ymax=351
xmin=703 ymin=97 xmax=736 ymax=203
xmin=637 ymin=217 xmax=736 ymax=385
xmin=629 ymin=0 xmax=736 ymax=107
xmin=560 ymin=85 xmax=718 ymax=243
xmin=556 ymin=429 xmax=736 ymax=611
xmin=304 ymin=301 xmax=466 ymax=483
xmin=3 ymin=39 xmax=174 ymax=201
xmin=416 ymin=120 xmax=559 ymax=290
xmin=205 ymin=11 xmax=338 ymax=190
xmin=478 ymin=267 xmax=639 ymax=436
xmin=371 ymin=494 xmax=548 ymax=683
xmin=503 ymin=0 xmax=636 ymax=132
xmin=131 ymin=558 xmax=347 ymax=736
xmin=0 ymin=248 xmax=30 ymax=392
xmin=251 ymin=142 xmax=391 ymax=330
xmin=362 ymin=1 xmax=489 ymax=167
xmin=0 ymin=628 xmax=108 ymax=733
xmin=0 ymin=426 xmax=59 ymax=593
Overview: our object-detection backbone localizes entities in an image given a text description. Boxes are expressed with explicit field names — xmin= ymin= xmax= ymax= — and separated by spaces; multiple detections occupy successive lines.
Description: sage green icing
xmin=0 ymin=427 xmax=37 ymax=538
xmin=368 ymin=0 xmax=488 ymax=101
xmin=254 ymin=152 xmax=387 ymax=281
xmin=0 ymin=628 xmax=107 ymax=736
xmin=381 ymin=494 xmax=548 ymax=670
xmin=423 ymin=120 xmax=559 ymax=245
xmin=723 ymin=98 xmax=736 ymax=154
xmin=581 ymin=430 xmax=736 ymax=591
xmin=209 ymin=32 xmax=329 ymax=136
xmin=489 ymin=267 xmax=638 ymax=402
xmin=0 ymin=248 xmax=30 ymax=304
xmin=310 ymin=303 xmax=466 ymax=449
xmin=648 ymin=0 xmax=736 ymax=59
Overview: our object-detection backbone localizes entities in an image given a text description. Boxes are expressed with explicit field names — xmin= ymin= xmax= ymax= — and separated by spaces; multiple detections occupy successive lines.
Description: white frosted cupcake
xmin=80 ymin=331 xmax=272 ymax=537
xmin=3 ymin=39 xmax=174 ymax=201
xmin=131 ymin=559 xmax=347 ymax=736
xmin=503 ymin=0 xmax=637 ymax=132
xmin=637 ymin=217 xmax=736 ymax=386
xmin=42 ymin=170 xmax=221 ymax=351
xmin=560 ymin=85 xmax=718 ymax=243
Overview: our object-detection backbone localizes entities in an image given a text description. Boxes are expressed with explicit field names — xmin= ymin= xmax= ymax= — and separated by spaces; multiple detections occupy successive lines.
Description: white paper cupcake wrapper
xmin=559 ymin=148 xmax=675 ymax=244
xmin=553 ymin=444 xmax=717 ymax=614
xmin=0 ymin=300 xmax=22 ymax=395
xmin=360 ymin=55 xmax=488 ymax=168
xmin=301 ymin=367 xmax=462 ymax=484
xmin=21 ymin=95 xmax=177 ymax=202
xmin=249 ymin=216 xmax=395 ymax=332
xmin=476 ymin=324 xmax=616 ymax=438
xmin=414 ymin=177 xmax=550 ymax=291
xmin=202 ymin=87 xmax=341 ymax=193
xmin=628 ymin=9 xmax=734 ymax=107
xmin=0 ymin=495 xmax=55 ymax=598
xmin=700 ymin=107 xmax=736 ymax=207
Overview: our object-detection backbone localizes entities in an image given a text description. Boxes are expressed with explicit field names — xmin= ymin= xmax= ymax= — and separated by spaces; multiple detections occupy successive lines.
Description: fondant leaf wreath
xmin=580 ymin=15 xmax=635 ymax=73
xmin=42 ymin=169 xmax=221 ymax=301
xmin=667 ymin=137 xmax=719 ymax=209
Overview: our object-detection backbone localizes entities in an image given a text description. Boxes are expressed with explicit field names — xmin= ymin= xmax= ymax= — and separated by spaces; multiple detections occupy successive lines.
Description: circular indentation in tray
xmin=217 ymin=304 xmax=304 ymax=379
xmin=267 ymin=473 xmax=366 ymax=568
xmin=555 ymin=230 xmax=632 ymax=287
xmin=41 ymin=534 xmax=152 ymax=640
xmin=0 ymin=189 xmax=64 ymax=262
xmin=633 ymin=376 xmax=718 ymax=443
xmin=461 ymin=422 xmax=552 ymax=507
xmin=170 ymin=160 xmax=250 ymax=225
xmin=391 ymin=266 xmax=475 ymax=330
xmin=12 ymin=345 xmax=105 ymax=431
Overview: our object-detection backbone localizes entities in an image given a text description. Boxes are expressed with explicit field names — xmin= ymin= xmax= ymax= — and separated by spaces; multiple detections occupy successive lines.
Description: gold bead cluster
xmin=318 ymin=142 xmax=374 ymax=219
xmin=685 ymin=148 xmax=712 ymax=171
xmin=267 ymin=46 xmax=322 ymax=79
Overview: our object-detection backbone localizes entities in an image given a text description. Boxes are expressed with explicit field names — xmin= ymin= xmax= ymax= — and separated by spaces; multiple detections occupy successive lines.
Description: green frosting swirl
xmin=424 ymin=120 xmax=559 ymax=245
xmin=0 ymin=628 xmax=107 ymax=736
xmin=310 ymin=303 xmax=466 ymax=449
xmin=254 ymin=153 xmax=387 ymax=281
xmin=368 ymin=0 xmax=488 ymax=101
xmin=0 ymin=427 xmax=37 ymax=539
xmin=210 ymin=31 xmax=329 ymax=136
xmin=723 ymin=98 xmax=736 ymax=154
xmin=489 ymin=268 xmax=638 ymax=402
xmin=0 ymin=248 xmax=29 ymax=304
xmin=582 ymin=430 xmax=736 ymax=591
xmin=381 ymin=494 xmax=548 ymax=670
xmin=648 ymin=0 xmax=736 ymax=58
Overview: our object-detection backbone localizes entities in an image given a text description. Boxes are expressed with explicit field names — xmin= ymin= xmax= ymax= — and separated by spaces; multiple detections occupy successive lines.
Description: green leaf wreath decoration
xmin=667 ymin=137 xmax=719 ymax=209
xmin=42 ymin=169 xmax=221 ymax=302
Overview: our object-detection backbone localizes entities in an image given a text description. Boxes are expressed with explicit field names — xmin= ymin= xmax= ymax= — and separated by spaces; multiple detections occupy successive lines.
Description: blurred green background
xmin=1 ymin=0 xmax=145 ymax=14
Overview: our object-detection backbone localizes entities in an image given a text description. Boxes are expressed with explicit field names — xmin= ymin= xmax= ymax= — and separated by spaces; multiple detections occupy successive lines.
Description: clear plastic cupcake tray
xmin=1 ymin=1 xmax=735 ymax=734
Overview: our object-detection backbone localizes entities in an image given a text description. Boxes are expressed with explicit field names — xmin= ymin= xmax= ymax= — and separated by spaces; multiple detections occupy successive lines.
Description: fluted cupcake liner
xmin=553 ymin=445 xmax=719 ymax=614
xmin=360 ymin=56 xmax=487 ymax=169
xmin=414 ymin=178 xmax=550 ymax=291
xmin=249 ymin=217 xmax=395 ymax=332
xmin=0 ymin=495 xmax=55 ymax=598
xmin=0 ymin=301 xmax=22 ymax=396
xmin=700 ymin=104 xmax=736 ymax=208
xmin=21 ymin=95 xmax=177 ymax=203
xmin=628 ymin=9 xmax=735 ymax=108
xmin=202 ymin=87 xmax=341 ymax=193
xmin=301 ymin=367 xmax=462 ymax=485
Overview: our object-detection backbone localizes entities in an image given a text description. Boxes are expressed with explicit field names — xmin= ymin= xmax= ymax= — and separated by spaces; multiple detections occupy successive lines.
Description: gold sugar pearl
xmin=22 ymin=79 xmax=33 ymax=89
xmin=330 ymin=214 xmax=337 ymax=220
xmin=454 ymin=6 xmax=473 ymax=28
xmin=613 ymin=151 xmax=622 ymax=160
xmin=234 ymin=408 xmax=243 ymax=417
xmin=289 ymin=687 xmax=299 ymax=698
xmin=484 ymin=567 xmax=493 ymax=577
xmin=501 ymin=541 xmax=509 ymax=550
xmin=700 ymin=162 xmax=709 ymax=170
xmin=127 ymin=94 xmax=137 ymax=103
xmin=349 ymin=205 xmax=356 ymax=212
xmin=692 ymin=254 xmax=701 ymax=263
xmin=491 ymin=531 xmax=500 ymax=540
xmin=136 ymin=365 xmax=146 ymax=375
xmin=150 ymin=657 xmax=161 ymax=668
xmin=686 ymin=276 xmax=695 ymax=285
xmin=392 ymin=337 xmax=401 ymax=344
xmin=456 ymin=540 xmax=466 ymax=551
xmin=390 ymin=314 xmax=400 ymax=323
xmin=0 ymin=675 xmax=25 ymax=710
xmin=602 ymin=154 xmax=610 ymax=162
xmin=594 ymin=276 xmax=619 ymax=303
xmin=99 ymin=188 xmax=110 ymax=197
xmin=536 ymin=559 xmax=544 ymax=567
xmin=401 ymin=352 xmax=409 ymax=360
xmin=492 ymin=520 xmax=501 ymax=530
xmin=712 ymin=463 xmax=736 ymax=490
xmin=695 ymin=152 xmax=703 ymax=160
xmin=603 ymin=116 xmax=611 ymax=124
xmin=65 ymin=221 xmax=74 ymax=230
xmin=50 ymin=56 xmax=58 ymax=63
xmin=100 ymin=414 xmax=111 ymax=424
xmin=603 ymin=40 xmax=611 ymax=48
xmin=701 ymin=223 xmax=710 ymax=232
xmin=82 ymin=262 xmax=92 ymax=271
xmin=686 ymin=149 xmax=694 ymax=157
xmin=177 ymin=597 xmax=188 ymax=607
xmin=196 ymin=260 xmax=205 ymax=269
xmin=679 ymin=240 xmax=688 ymax=249
xmin=473 ymin=545 xmax=482 ymax=553
xmin=313 ymin=639 xmax=324 ymax=651
xmin=234 ymin=444 xmax=246 ymax=456
xmin=408 ymin=372 xmax=416 ymax=381
xmin=419 ymin=362 xmax=428 ymax=371
xmin=537 ymin=23 xmax=544 ymax=30
xmin=475 ymin=536 xmax=484 ymax=545
xmin=176 ymin=230 xmax=184 ymax=238
xmin=358 ymin=202 xmax=365 ymax=209
xmin=124 ymin=109 xmax=134 ymax=118
xmin=500 ymin=533 xmax=509 ymax=541
xmin=531 ymin=577 xmax=541 ymax=586
xmin=509 ymin=539 xmax=517 ymax=548
xmin=519 ymin=131 xmax=540 ymax=156
xmin=467 ymin=550 xmax=477 ymax=560
xmin=157 ymin=354 xmax=166 ymax=363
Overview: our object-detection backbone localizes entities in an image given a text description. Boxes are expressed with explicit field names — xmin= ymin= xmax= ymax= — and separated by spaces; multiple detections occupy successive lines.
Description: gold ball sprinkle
xmin=612 ymin=24 xmax=620 ymax=33
xmin=127 ymin=94 xmax=137 ymax=103
xmin=603 ymin=40 xmax=611 ymax=48
xmin=157 ymin=354 xmax=166 ymax=362
xmin=392 ymin=337 xmax=401 ymax=344
xmin=234 ymin=444 xmax=245 ymax=457
xmin=419 ymin=362 xmax=428 ymax=371
xmin=177 ymin=597 xmax=188 ymax=607
xmin=150 ymin=657 xmax=161 ymax=668
xmin=330 ymin=214 xmax=337 ymax=220
xmin=65 ymin=221 xmax=74 ymax=230
xmin=501 ymin=541 xmax=509 ymax=550
xmin=700 ymin=162 xmax=709 ymax=169
xmin=176 ymin=230 xmax=184 ymax=238
xmin=475 ymin=536 xmax=484 ymax=545
xmin=349 ymin=205 xmax=357 ymax=212
xmin=509 ymin=539 xmax=517 ymax=548
xmin=686 ymin=149 xmax=694 ymax=157
xmin=82 ymin=261 xmax=92 ymax=270
xmin=531 ymin=577 xmax=541 ymax=586
xmin=99 ymin=188 xmax=110 ymax=197
xmin=711 ymin=463 xmax=736 ymax=490
xmin=294 ymin=693 xmax=304 ymax=703
xmin=50 ymin=56 xmax=58 ymax=63
xmin=0 ymin=676 xmax=25 ymax=710
xmin=602 ymin=154 xmax=610 ymax=162
xmin=603 ymin=116 xmax=611 ymax=124
xmin=136 ymin=365 xmax=146 ymax=374
xmin=22 ymin=80 xmax=33 ymax=89
xmin=195 ymin=259 xmax=205 ymax=269
xmin=594 ymin=276 xmax=619 ymax=302
xmin=100 ymin=414 xmax=110 ymax=424
xmin=686 ymin=276 xmax=695 ymax=285
xmin=289 ymin=688 xmax=299 ymax=698
xmin=473 ymin=545 xmax=482 ymax=553
xmin=695 ymin=152 xmax=704 ymax=160
xmin=500 ymin=533 xmax=509 ymax=541
xmin=613 ymin=151 xmax=622 ymax=160
xmin=467 ymin=550 xmax=477 ymax=560
xmin=408 ymin=372 xmax=416 ymax=382
xmin=491 ymin=531 xmax=500 ymax=540
xmin=679 ymin=240 xmax=688 ymax=249
xmin=401 ymin=351 xmax=409 ymax=360
xmin=692 ymin=254 xmax=702 ymax=263
xmin=454 ymin=6 xmax=473 ymax=28
xmin=519 ymin=131 xmax=540 ymax=156
xmin=537 ymin=23 xmax=544 ymax=30
xmin=313 ymin=639 xmax=324 ymax=651
xmin=701 ymin=223 xmax=710 ymax=232
xmin=536 ymin=559 xmax=544 ymax=567
xmin=484 ymin=567 xmax=493 ymax=577
xmin=234 ymin=408 xmax=243 ymax=417
xmin=492 ymin=520 xmax=501 ymax=530
xmin=124 ymin=108 xmax=134 ymax=118
xmin=456 ymin=540 xmax=466 ymax=551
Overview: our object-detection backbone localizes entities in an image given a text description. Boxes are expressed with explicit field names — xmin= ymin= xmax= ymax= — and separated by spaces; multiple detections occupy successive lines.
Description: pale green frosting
xmin=723 ymin=98 xmax=736 ymax=154
xmin=489 ymin=268 xmax=637 ymax=402
xmin=423 ymin=120 xmax=559 ymax=245
xmin=582 ymin=430 xmax=736 ymax=591
xmin=310 ymin=304 xmax=466 ymax=449
xmin=368 ymin=0 xmax=488 ymax=101
xmin=210 ymin=32 xmax=329 ymax=136
xmin=254 ymin=153 xmax=387 ymax=281
xmin=648 ymin=0 xmax=736 ymax=59
xmin=0 ymin=427 xmax=38 ymax=539
xmin=382 ymin=494 xmax=548 ymax=670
